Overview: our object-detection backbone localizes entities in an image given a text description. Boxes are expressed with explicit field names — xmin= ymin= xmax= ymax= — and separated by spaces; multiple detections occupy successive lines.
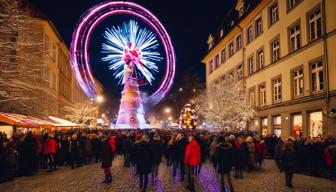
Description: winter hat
xmin=229 ymin=134 xmax=235 ymax=141
xmin=246 ymin=136 xmax=253 ymax=143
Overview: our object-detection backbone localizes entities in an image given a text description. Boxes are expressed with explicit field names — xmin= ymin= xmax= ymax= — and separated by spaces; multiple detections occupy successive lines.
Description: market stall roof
xmin=47 ymin=116 xmax=80 ymax=127
xmin=0 ymin=112 xmax=54 ymax=128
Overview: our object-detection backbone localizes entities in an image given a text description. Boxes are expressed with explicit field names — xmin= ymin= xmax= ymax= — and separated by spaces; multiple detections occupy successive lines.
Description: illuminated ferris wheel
xmin=70 ymin=1 xmax=175 ymax=128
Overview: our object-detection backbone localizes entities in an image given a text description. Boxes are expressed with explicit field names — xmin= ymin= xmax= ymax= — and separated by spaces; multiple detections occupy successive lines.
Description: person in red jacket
xmin=184 ymin=135 xmax=200 ymax=191
xmin=43 ymin=133 xmax=57 ymax=172
xmin=101 ymin=135 xmax=116 ymax=184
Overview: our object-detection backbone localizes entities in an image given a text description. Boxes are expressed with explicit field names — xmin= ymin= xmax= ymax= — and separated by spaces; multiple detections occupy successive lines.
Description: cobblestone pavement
xmin=0 ymin=156 xmax=335 ymax=192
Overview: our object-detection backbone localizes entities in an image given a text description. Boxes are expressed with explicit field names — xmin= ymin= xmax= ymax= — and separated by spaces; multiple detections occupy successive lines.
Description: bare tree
xmin=0 ymin=0 xmax=53 ymax=116
xmin=194 ymin=72 xmax=255 ymax=130
xmin=64 ymin=101 xmax=98 ymax=124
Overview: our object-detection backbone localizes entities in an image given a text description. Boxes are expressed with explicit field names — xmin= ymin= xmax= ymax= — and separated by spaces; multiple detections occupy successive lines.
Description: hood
xmin=218 ymin=142 xmax=232 ymax=150
xmin=189 ymin=139 xmax=199 ymax=148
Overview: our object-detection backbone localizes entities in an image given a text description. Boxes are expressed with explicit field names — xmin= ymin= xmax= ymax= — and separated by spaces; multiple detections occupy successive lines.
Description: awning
xmin=0 ymin=112 xmax=54 ymax=128
xmin=47 ymin=116 xmax=80 ymax=127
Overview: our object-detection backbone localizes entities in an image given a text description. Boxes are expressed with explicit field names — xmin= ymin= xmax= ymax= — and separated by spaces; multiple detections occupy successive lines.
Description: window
xmin=292 ymin=114 xmax=303 ymax=136
xmin=209 ymin=60 xmax=213 ymax=74
xmin=255 ymin=17 xmax=263 ymax=37
xmin=248 ymin=56 xmax=254 ymax=75
xmin=228 ymin=41 xmax=234 ymax=57
xmin=237 ymin=64 xmax=243 ymax=80
xmin=249 ymin=88 xmax=255 ymax=107
xmin=269 ymin=2 xmax=279 ymax=26
xmin=273 ymin=77 xmax=282 ymax=102
xmin=273 ymin=115 xmax=281 ymax=126
xmin=311 ymin=60 xmax=324 ymax=92
xmin=287 ymin=0 xmax=302 ymax=11
xmin=215 ymin=54 xmax=220 ymax=69
xmin=308 ymin=7 xmax=322 ymax=42
xmin=293 ymin=68 xmax=304 ymax=97
xmin=261 ymin=117 xmax=268 ymax=136
xmin=221 ymin=49 xmax=226 ymax=63
xmin=309 ymin=111 xmax=323 ymax=137
xmin=271 ymin=38 xmax=280 ymax=62
xmin=239 ymin=7 xmax=244 ymax=17
xmin=236 ymin=34 xmax=242 ymax=51
xmin=273 ymin=115 xmax=282 ymax=137
xmin=247 ymin=25 xmax=253 ymax=44
xmin=259 ymin=84 xmax=266 ymax=106
xmin=257 ymin=49 xmax=264 ymax=70
xmin=289 ymin=22 xmax=301 ymax=52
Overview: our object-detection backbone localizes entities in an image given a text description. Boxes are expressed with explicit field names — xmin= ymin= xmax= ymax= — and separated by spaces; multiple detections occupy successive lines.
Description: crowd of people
xmin=0 ymin=129 xmax=336 ymax=192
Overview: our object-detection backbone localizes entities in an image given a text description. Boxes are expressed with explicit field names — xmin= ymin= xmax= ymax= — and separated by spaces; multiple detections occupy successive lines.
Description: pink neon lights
xmin=70 ymin=1 xmax=175 ymax=105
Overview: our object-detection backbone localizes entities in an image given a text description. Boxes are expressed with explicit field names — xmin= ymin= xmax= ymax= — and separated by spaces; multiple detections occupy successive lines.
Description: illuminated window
xmin=236 ymin=34 xmax=242 ymax=51
xmin=293 ymin=68 xmax=303 ymax=97
xmin=271 ymin=38 xmax=280 ymax=62
xmin=273 ymin=78 xmax=282 ymax=102
xmin=248 ymin=56 xmax=254 ymax=75
xmin=308 ymin=8 xmax=322 ymax=42
xmin=247 ymin=25 xmax=253 ymax=44
xmin=228 ymin=41 xmax=234 ymax=57
xmin=289 ymin=22 xmax=301 ymax=52
xmin=259 ymin=84 xmax=266 ymax=106
xmin=311 ymin=60 xmax=324 ymax=92
xmin=255 ymin=17 xmax=263 ymax=37
xmin=221 ymin=49 xmax=226 ymax=63
xmin=269 ymin=2 xmax=279 ymax=26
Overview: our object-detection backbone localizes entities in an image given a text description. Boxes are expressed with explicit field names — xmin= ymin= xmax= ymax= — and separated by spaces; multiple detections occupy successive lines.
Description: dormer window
xmin=207 ymin=34 xmax=215 ymax=50
xmin=239 ymin=7 xmax=244 ymax=17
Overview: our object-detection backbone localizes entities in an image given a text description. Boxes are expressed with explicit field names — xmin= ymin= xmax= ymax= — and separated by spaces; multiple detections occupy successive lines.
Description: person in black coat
xmin=229 ymin=135 xmax=243 ymax=179
xmin=214 ymin=136 xmax=235 ymax=192
xmin=16 ymin=132 xmax=37 ymax=176
xmin=120 ymin=134 xmax=131 ymax=167
xmin=92 ymin=134 xmax=102 ymax=163
xmin=196 ymin=135 xmax=207 ymax=175
xmin=175 ymin=134 xmax=188 ymax=181
xmin=68 ymin=134 xmax=80 ymax=169
xmin=281 ymin=141 xmax=296 ymax=188
xmin=101 ymin=136 xmax=113 ymax=184
xmin=150 ymin=134 xmax=163 ymax=179
xmin=135 ymin=135 xmax=153 ymax=191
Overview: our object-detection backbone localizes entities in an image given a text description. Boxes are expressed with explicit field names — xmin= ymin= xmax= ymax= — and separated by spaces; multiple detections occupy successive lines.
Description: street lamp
xmin=178 ymin=87 xmax=183 ymax=92
xmin=168 ymin=116 xmax=173 ymax=121
xmin=164 ymin=107 xmax=171 ymax=114
xmin=95 ymin=95 xmax=105 ymax=104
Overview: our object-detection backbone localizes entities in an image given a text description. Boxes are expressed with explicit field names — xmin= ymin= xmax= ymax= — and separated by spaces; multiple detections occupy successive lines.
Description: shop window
xmin=261 ymin=117 xmax=268 ymax=136
xmin=273 ymin=115 xmax=282 ymax=137
xmin=310 ymin=111 xmax=323 ymax=137
xmin=292 ymin=114 xmax=303 ymax=136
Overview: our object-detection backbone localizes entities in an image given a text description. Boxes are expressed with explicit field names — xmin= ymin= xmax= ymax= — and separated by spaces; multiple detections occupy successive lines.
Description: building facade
xmin=0 ymin=0 xmax=102 ymax=120
xmin=202 ymin=0 xmax=336 ymax=137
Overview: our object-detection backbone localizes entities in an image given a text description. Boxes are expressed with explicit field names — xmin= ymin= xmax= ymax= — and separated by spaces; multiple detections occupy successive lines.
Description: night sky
xmin=29 ymin=0 xmax=236 ymax=119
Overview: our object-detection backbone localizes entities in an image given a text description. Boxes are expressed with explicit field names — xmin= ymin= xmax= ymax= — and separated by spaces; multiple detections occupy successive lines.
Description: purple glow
xmin=70 ymin=1 xmax=175 ymax=104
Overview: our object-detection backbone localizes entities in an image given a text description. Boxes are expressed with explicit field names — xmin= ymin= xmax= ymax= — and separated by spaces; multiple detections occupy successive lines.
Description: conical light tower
xmin=115 ymin=64 xmax=150 ymax=129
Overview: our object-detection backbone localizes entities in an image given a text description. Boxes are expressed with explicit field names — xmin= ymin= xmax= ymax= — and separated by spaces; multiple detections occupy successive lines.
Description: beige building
xmin=0 ymin=1 xmax=103 ymax=120
xmin=202 ymin=0 xmax=336 ymax=137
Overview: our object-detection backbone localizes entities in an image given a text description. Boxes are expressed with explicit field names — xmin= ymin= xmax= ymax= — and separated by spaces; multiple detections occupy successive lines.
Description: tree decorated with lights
xmin=194 ymin=71 xmax=255 ymax=130
xmin=179 ymin=104 xmax=198 ymax=129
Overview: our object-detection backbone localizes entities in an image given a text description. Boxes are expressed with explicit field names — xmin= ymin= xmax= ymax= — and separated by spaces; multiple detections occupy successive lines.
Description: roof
xmin=0 ymin=112 xmax=54 ymax=128
xmin=202 ymin=0 xmax=261 ymax=61
xmin=47 ymin=116 xmax=80 ymax=127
